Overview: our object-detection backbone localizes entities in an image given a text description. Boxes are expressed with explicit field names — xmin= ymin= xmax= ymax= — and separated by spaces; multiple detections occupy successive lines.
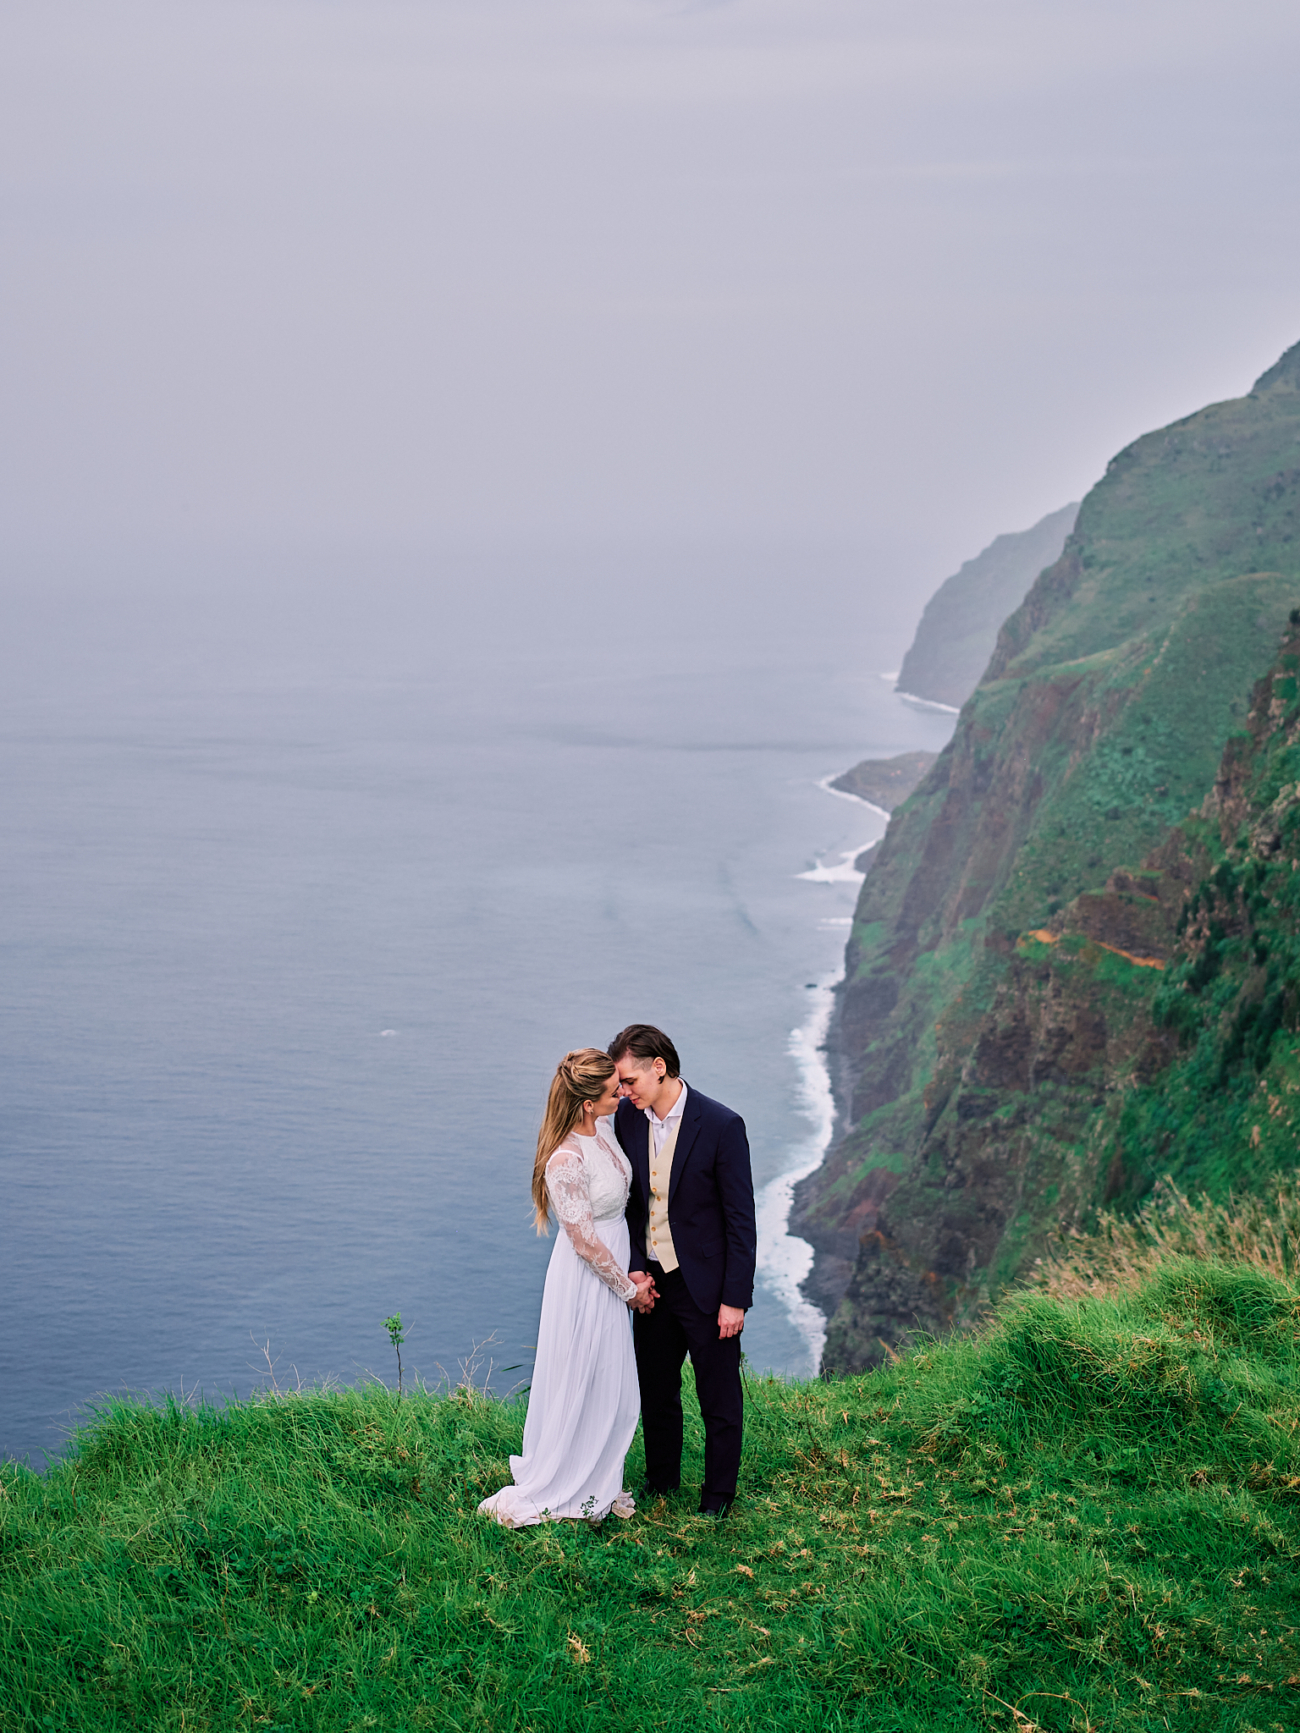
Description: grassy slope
xmin=1095 ymin=640 xmax=1300 ymax=1203
xmin=4 ymin=1260 xmax=1300 ymax=1732
xmin=963 ymin=618 xmax=1300 ymax=1260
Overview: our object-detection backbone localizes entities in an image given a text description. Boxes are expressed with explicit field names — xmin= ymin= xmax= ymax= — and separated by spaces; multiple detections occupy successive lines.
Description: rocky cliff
xmin=895 ymin=501 xmax=1079 ymax=708
xmin=794 ymin=340 xmax=1300 ymax=1370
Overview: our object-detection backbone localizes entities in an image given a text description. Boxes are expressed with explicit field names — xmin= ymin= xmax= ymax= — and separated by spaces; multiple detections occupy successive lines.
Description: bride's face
xmin=587 ymin=1074 xmax=622 ymax=1121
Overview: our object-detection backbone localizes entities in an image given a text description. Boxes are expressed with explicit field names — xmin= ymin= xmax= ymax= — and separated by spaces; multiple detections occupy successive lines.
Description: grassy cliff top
xmin=989 ymin=342 xmax=1300 ymax=687
xmin=4 ymin=1255 xmax=1300 ymax=1731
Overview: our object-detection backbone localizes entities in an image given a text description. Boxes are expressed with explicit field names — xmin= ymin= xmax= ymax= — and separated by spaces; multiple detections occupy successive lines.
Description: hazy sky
xmin=3 ymin=0 xmax=1299 ymax=583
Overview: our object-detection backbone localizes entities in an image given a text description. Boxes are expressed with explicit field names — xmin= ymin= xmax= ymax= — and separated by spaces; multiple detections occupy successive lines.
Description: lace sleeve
xmin=546 ymin=1148 xmax=638 ymax=1303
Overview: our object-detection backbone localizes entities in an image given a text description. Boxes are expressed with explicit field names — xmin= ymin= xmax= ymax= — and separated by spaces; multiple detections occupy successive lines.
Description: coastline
xmin=756 ymin=776 xmax=884 ymax=1375
xmin=754 ymin=965 xmax=840 ymax=1373
xmin=815 ymin=769 xmax=891 ymax=822
xmin=895 ymin=688 xmax=960 ymax=716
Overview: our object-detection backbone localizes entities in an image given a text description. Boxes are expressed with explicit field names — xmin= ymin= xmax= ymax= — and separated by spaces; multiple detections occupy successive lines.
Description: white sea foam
xmin=795 ymin=843 xmax=874 ymax=884
xmin=816 ymin=771 xmax=890 ymax=821
xmin=896 ymin=689 xmax=960 ymax=715
xmin=758 ymin=770 xmax=890 ymax=1372
xmin=755 ymin=968 xmax=840 ymax=1373
xmin=797 ymin=778 xmax=883 ymax=881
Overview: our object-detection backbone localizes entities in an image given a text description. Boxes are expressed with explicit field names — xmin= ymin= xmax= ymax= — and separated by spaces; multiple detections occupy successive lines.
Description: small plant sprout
xmin=383 ymin=1313 xmax=405 ymax=1397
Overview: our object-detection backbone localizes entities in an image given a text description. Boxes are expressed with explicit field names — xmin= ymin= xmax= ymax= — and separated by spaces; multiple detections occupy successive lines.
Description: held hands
xmin=626 ymin=1274 xmax=742 ymax=1332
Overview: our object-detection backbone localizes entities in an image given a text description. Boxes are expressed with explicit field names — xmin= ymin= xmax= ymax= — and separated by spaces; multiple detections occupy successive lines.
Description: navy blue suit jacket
xmin=615 ymin=1085 xmax=756 ymax=1316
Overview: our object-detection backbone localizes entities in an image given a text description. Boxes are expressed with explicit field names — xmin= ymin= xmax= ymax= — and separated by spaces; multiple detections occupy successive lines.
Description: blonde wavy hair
xmin=531 ymin=1047 xmax=617 ymax=1234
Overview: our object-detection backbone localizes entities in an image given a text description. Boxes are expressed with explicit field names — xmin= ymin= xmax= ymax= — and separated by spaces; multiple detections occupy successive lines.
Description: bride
xmin=479 ymin=1048 xmax=655 ymax=1527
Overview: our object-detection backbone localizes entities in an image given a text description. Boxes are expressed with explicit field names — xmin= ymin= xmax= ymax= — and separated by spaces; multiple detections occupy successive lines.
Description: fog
xmin=6 ymin=0 xmax=1300 ymax=1455
xmin=3 ymin=0 xmax=1299 ymax=607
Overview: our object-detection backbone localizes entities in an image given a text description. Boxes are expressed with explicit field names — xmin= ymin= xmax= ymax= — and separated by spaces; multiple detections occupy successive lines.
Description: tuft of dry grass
xmin=1035 ymin=1170 xmax=1300 ymax=1299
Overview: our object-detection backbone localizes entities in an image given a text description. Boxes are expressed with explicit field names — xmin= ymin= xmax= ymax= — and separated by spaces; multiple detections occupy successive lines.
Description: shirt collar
xmin=646 ymin=1080 xmax=687 ymax=1128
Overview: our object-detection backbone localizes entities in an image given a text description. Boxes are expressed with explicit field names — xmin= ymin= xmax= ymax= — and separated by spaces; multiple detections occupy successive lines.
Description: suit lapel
xmin=666 ymin=1087 xmax=703 ymax=1207
xmin=620 ymin=1102 xmax=652 ymax=1192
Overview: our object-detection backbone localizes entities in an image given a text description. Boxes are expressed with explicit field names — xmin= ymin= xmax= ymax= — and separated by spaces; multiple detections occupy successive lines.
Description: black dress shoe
xmin=637 ymin=1481 xmax=679 ymax=1501
xmin=698 ymin=1501 xmax=731 ymax=1521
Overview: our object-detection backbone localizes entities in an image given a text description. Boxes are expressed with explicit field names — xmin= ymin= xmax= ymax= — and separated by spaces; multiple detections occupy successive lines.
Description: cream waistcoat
xmin=645 ymin=1111 xmax=683 ymax=1271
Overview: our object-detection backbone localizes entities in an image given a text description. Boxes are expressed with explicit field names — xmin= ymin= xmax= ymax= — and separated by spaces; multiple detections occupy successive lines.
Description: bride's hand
xmin=629 ymin=1273 xmax=656 ymax=1312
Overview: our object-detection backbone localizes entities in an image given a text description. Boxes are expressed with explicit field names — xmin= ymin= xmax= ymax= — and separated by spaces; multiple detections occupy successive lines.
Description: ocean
xmin=0 ymin=545 xmax=954 ymax=1465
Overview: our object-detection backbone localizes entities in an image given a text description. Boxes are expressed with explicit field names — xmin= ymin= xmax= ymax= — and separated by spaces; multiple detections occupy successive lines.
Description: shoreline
xmin=895 ymin=688 xmax=960 ymax=715
xmin=815 ymin=769 xmax=891 ymax=821
xmin=753 ymin=965 xmax=840 ymax=1373
xmin=755 ymin=776 xmax=885 ymax=1374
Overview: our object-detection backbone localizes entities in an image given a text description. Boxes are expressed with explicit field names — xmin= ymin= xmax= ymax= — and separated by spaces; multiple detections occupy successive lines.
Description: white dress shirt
xmin=647 ymin=1080 xmax=687 ymax=1154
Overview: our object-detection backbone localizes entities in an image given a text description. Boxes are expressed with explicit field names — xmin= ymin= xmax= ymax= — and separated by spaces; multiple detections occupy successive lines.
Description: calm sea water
xmin=0 ymin=547 xmax=953 ymax=1465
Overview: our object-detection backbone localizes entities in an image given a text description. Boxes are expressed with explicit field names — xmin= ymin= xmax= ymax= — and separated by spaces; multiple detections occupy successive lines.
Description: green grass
xmin=5 ymin=1262 xmax=1300 ymax=1731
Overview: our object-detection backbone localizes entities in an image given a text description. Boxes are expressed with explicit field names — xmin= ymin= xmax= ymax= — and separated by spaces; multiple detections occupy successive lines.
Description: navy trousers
xmin=634 ymin=1262 xmax=743 ymax=1511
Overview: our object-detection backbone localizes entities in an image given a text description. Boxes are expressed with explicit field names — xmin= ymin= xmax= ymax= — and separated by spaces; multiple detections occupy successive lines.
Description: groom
xmin=609 ymin=1024 xmax=756 ymax=1517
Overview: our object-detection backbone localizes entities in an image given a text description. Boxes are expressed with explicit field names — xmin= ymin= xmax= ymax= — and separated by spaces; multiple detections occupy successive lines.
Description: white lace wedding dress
xmin=478 ymin=1119 xmax=640 ymax=1526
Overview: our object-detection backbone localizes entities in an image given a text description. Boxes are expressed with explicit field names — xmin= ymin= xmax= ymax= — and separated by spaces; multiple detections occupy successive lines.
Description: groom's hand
xmin=717 ymin=1305 xmax=745 ymax=1339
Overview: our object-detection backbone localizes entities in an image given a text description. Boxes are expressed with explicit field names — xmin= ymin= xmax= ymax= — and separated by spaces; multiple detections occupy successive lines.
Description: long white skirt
xmin=478 ymin=1215 xmax=640 ymax=1526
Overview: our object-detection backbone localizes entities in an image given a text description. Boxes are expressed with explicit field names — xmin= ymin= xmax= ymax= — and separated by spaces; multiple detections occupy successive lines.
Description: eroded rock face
xmin=796 ymin=340 xmax=1300 ymax=1374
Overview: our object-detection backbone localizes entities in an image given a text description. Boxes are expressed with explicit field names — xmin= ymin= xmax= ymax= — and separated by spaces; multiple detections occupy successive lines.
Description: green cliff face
xmin=895 ymin=501 xmax=1078 ymax=708
xmin=794 ymin=341 xmax=1300 ymax=1371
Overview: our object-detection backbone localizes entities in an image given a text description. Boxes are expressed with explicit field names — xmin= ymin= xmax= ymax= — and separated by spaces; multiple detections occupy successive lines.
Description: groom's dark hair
xmin=608 ymin=1024 xmax=681 ymax=1079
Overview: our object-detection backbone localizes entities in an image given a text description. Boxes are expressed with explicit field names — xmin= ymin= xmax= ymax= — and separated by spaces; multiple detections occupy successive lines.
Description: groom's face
xmin=615 ymin=1055 xmax=668 ymax=1112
